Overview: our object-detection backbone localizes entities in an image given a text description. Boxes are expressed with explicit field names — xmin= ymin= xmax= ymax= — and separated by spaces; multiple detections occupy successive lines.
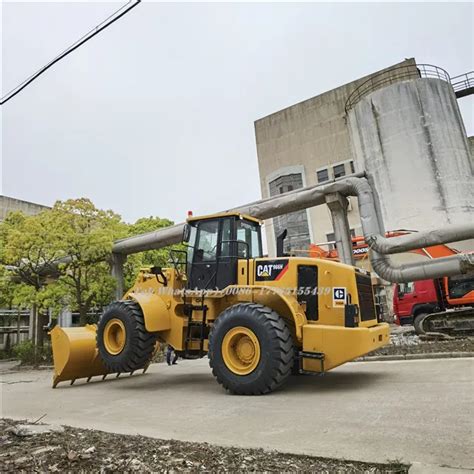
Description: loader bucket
xmin=50 ymin=324 xmax=110 ymax=388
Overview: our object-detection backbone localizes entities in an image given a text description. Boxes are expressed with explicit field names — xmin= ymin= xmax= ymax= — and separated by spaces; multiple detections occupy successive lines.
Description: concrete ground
xmin=1 ymin=358 xmax=473 ymax=470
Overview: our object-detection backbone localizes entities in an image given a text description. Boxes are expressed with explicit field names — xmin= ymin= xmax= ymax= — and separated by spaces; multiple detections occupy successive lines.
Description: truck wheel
xmin=414 ymin=313 xmax=429 ymax=335
xmin=97 ymin=300 xmax=157 ymax=373
xmin=208 ymin=303 xmax=294 ymax=395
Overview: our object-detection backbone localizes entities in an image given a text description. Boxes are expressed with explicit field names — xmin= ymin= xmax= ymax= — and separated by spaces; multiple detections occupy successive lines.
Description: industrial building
xmin=255 ymin=58 xmax=474 ymax=259
xmin=0 ymin=195 xmax=50 ymax=222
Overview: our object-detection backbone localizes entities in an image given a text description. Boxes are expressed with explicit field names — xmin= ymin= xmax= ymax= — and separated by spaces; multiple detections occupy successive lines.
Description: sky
xmin=1 ymin=1 xmax=473 ymax=224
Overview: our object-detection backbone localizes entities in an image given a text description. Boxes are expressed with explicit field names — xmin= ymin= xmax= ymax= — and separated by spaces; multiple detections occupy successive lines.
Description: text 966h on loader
xmin=51 ymin=212 xmax=389 ymax=394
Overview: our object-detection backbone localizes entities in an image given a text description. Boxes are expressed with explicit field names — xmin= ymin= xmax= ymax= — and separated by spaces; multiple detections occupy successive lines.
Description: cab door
xmin=188 ymin=218 xmax=237 ymax=290
xmin=396 ymin=282 xmax=416 ymax=317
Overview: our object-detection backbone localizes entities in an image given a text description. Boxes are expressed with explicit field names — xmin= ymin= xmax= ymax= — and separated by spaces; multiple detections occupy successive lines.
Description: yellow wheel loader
xmin=51 ymin=212 xmax=389 ymax=394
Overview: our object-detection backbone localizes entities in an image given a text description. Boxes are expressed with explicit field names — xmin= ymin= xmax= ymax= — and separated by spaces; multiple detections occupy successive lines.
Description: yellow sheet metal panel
xmin=50 ymin=325 xmax=109 ymax=387
xmin=302 ymin=323 xmax=390 ymax=372
xmin=129 ymin=291 xmax=171 ymax=333
xmin=187 ymin=212 xmax=261 ymax=224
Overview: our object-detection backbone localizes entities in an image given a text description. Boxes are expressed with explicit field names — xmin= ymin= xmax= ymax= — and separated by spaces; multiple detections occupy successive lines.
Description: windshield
xmin=448 ymin=273 xmax=474 ymax=298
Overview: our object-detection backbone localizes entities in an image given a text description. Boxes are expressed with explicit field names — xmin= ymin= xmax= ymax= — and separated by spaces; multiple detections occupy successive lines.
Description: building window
xmin=349 ymin=161 xmax=355 ymax=174
xmin=333 ymin=164 xmax=346 ymax=179
xmin=279 ymin=185 xmax=294 ymax=194
xmin=317 ymin=169 xmax=329 ymax=183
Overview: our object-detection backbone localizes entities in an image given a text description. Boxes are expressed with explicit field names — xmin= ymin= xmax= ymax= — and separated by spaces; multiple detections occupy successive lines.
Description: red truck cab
xmin=393 ymin=279 xmax=439 ymax=325
xmin=393 ymin=274 xmax=474 ymax=326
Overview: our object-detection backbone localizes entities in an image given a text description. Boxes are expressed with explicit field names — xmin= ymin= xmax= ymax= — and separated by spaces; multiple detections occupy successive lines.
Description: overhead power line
xmin=1 ymin=0 xmax=141 ymax=106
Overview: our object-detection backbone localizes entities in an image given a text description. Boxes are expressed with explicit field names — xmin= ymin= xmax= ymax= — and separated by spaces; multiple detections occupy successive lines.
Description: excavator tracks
xmin=419 ymin=307 xmax=474 ymax=337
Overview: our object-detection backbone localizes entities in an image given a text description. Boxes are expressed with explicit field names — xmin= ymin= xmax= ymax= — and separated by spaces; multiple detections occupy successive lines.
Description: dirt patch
xmin=369 ymin=326 xmax=474 ymax=357
xmin=0 ymin=419 xmax=407 ymax=473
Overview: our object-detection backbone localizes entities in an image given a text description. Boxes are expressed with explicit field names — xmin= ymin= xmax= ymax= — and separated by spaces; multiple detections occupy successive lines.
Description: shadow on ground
xmin=50 ymin=366 xmax=389 ymax=396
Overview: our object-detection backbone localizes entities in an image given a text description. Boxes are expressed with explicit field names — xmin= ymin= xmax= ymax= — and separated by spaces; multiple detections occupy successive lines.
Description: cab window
xmin=398 ymin=282 xmax=415 ymax=296
xmin=448 ymin=274 xmax=474 ymax=298
xmin=195 ymin=220 xmax=219 ymax=262
xmin=236 ymin=220 xmax=262 ymax=258
xmin=220 ymin=218 xmax=232 ymax=257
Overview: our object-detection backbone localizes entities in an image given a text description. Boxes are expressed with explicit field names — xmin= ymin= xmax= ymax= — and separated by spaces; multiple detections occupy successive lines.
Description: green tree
xmin=0 ymin=210 xmax=63 ymax=349
xmin=49 ymin=198 xmax=127 ymax=324
xmin=0 ymin=202 xmax=179 ymax=335
xmin=123 ymin=216 xmax=183 ymax=289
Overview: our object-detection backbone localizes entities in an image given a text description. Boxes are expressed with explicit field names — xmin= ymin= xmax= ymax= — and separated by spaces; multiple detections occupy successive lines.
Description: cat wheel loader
xmin=51 ymin=212 xmax=389 ymax=394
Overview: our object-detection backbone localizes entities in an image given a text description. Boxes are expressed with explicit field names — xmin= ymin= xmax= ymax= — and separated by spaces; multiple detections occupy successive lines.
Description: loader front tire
xmin=208 ymin=303 xmax=294 ymax=395
xmin=97 ymin=300 xmax=157 ymax=373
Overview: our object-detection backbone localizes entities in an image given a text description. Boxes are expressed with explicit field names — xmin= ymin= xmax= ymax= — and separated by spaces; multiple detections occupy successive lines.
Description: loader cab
xmin=184 ymin=213 xmax=263 ymax=290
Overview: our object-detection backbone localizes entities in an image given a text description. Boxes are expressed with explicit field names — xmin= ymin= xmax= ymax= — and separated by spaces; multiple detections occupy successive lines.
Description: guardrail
xmin=345 ymin=63 xmax=453 ymax=114
xmin=451 ymin=71 xmax=474 ymax=98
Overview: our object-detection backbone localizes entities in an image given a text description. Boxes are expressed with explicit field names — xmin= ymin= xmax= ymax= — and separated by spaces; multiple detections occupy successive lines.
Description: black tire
xmin=414 ymin=313 xmax=429 ymax=335
xmin=208 ymin=303 xmax=294 ymax=395
xmin=97 ymin=300 xmax=157 ymax=373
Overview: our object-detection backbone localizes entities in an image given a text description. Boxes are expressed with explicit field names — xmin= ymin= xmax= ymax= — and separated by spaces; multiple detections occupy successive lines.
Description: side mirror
xmin=182 ymin=224 xmax=191 ymax=243
xmin=150 ymin=266 xmax=168 ymax=286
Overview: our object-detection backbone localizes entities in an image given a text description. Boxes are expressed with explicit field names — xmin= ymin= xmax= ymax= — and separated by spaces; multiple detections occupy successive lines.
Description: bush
xmin=12 ymin=340 xmax=52 ymax=366
xmin=0 ymin=348 xmax=13 ymax=360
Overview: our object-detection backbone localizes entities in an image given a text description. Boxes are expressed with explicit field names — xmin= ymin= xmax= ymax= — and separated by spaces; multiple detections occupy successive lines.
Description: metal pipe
xmin=370 ymin=252 xmax=474 ymax=283
xmin=111 ymin=175 xmax=474 ymax=283
xmin=112 ymin=172 xmax=366 ymax=255
xmin=339 ymin=177 xmax=474 ymax=255
xmin=341 ymin=177 xmax=474 ymax=282
xmin=325 ymin=192 xmax=355 ymax=266
xmin=113 ymin=224 xmax=184 ymax=254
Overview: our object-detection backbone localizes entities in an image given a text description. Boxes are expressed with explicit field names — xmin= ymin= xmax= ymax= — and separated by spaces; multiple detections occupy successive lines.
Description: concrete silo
xmin=347 ymin=72 xmax=474 ymax=241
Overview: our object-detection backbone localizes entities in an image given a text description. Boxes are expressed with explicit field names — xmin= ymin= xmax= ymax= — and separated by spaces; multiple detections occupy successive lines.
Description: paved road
xmin=1 ymin=358 xmax=473 ymax=469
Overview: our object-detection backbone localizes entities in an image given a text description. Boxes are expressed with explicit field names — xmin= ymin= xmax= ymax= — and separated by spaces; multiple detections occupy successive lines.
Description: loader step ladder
xmin=183 ymin=290 xmax=208 ymax=358
xmin=299 ymin=350 xmax=325 ymax=374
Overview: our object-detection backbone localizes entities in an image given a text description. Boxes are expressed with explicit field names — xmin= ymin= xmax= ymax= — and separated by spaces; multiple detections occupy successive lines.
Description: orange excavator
xmin=306 ymin=232 xmax=474 ymax=336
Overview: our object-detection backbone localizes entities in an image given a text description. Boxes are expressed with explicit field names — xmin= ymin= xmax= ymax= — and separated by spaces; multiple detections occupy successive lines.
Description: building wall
xmin=468 ymin=136 xmax=474 ymax=158
xmin=0 ymin=195 xmax=50 ymax=221
xmin=255 ymin=59 xmax=417 ymax=256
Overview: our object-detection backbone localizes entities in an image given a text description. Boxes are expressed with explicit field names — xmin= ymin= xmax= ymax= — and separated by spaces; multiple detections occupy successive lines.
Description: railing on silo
xmin=344 ymin=63 xmax=451 ymax=114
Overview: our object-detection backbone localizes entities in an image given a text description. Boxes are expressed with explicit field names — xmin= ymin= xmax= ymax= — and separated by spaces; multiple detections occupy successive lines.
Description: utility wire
xmin=1 ymin=0 xmax=141 ymax=105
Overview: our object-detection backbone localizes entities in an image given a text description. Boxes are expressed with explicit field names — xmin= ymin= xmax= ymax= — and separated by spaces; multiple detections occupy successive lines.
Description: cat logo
xmin=333 ymin=287 xmax=347 ymax=307
xmin=255 ymin=259 xmax=289 ymax=281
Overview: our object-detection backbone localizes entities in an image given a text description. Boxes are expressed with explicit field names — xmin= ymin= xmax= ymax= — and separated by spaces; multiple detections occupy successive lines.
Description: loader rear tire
xmin=97 ymin=300 xmax=157 ymax=373
xmin=208 ymin=303 xmax=294 ymax=395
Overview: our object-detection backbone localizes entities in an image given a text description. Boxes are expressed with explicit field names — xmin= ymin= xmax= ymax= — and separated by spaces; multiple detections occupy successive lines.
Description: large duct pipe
xmin=113 ymin=224 xmax=184 ymax=254
xmin=112 ymin=175 xmax=474 ymax=283
xmin=370 ymin=252 xmax=474 ymax=283
xmin=344 ymin=179 xmax=474 ymax=255
xmin=112 ymin=173 xmax=368 ymax=255
xmin=342 ymin=177 xmax=474 ymax=282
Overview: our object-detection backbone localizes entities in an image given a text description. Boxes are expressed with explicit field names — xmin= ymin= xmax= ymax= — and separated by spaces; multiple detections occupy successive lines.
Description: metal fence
xmin=0 ymin=309 xmax=30 ymax=349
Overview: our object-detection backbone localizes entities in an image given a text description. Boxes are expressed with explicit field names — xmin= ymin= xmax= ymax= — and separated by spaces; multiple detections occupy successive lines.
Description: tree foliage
xmin=49 ymin=199 xmax=126 ymax=324
xmin=0 ymin=199 xmax=178 ymax=329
